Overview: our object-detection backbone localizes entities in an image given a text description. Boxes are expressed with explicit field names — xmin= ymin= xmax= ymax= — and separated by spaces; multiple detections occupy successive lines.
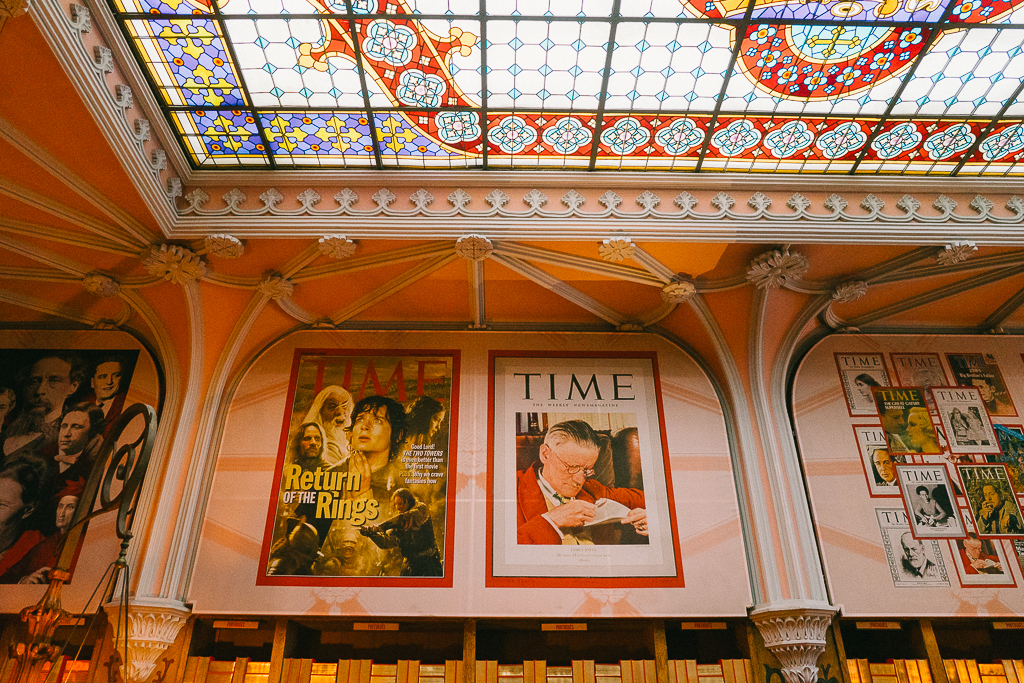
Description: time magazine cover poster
xmin=258 ymin=350 xmax=459 ymax=586
xmin=487 ymin=352 xmax=682 ymax=587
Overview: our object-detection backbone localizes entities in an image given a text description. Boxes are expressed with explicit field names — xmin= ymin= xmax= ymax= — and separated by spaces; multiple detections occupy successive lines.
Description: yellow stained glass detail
xmin=160 ymin=20 xmax=216 ymax=60
xmin=204 ymin=115 xmax=248 ymax=152
xmin=264 ymin=116 xmax=308 ymax=152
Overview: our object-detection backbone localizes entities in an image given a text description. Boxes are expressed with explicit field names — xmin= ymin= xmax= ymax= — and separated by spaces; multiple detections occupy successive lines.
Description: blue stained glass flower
xmin=627 ymin=90 xmax=641 ymax=101
xmin=692 ymin=67 xmax=705 ymax=77
xmin=396 ymin=69 xmax=447 ymax=107
xmin=435 ymin=111 xmax=481 ymax=144
xmin=540 ymin=38 xmax=555 ymax=51
xmin=871 ymin=122 xmax=922 ymax=159
xmin=654 ymin=118 xmax=704 ymax=155
xmin=815 ymin=121 xmax=867 ymax=159
xmin=263 ymin=63 xmax=277 ymax=74
xmin=980 ymin=124 xmax=1024 ymax=161
xmin=538 ymin=89 xmax=551 ymax=100
xmin=697 ymin=41 xmax=712 ymax=53
xmin=489 ymin=115 xmax=538 ymax=154
xmin=631 ymin=66 xmax=644 ymax=77
xmin=569 ymin=65 xmax=583 ymax=77
xmin=299 ymin=87 xmax=313 ymax=98
xmin=572 ymin=39 xmax=585 ymax=51
xmin=600 ymin=117 xmax=651 ymax=155
xmin=510 ymin=64 xmax=522 ymax=75
xmin=255 ymin=36 xmax=269 ymax=48
xmin=656 ymin=91 xmax=669 ymax=101
xmin=328 ymin=87 xmax=342 ymax=98
xmin=361 ymin=19 xmax=417 ymax=67
xmin=542 ymin=116 xmax=592 ymax=154
xmin=710 ymin=119 xmax=761 ymax=157
xmin=285 ymin=37 xmax=300 ymax=48
xmin=567 ymin=89 xmax=580 ymax=100
xmin=666 ymin=40 xmax=681 ymax=52
xmin=510 ymin=37 xmax=524 ymax=50
xmin=764 ymin=120 xmax=814 ymax=159
xmin=661 ymin=66 xmax=675 ymax=78
xmin=270 ymin=87 xmax=284 ymax=98
xmin=923 ymin=123 xmax=975 ymax=160
xmin=636 ymin=40 xmax=650 ymax=51
xmin=539 ymin=65 xmax=552 ymax=76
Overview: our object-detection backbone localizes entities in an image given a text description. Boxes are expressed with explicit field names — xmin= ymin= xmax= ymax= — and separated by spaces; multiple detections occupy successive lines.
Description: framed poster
xmin=0 ymin=348 xmax=143 ymax=584
xmin=890 ymin=353 xmax=947 ymax=414
xmin=854 ymin=425 xmax=904 ymax=496
xmin=258 ymin=349 xmax=460 ymax=586
xmin=958 ymin=464 xmax=1024 ymax=539
xmin=487 ymin=352 xmax=682 ymax=587
xmin=895 ymin=464 xmax=964 ymax=539
xmin=932 ymin=386 xmax=1000 ymax=455
xmin=989 ymin=425 xmax=1024 ymax=495
xmin=876 ymin=508 xmax=950 ymax=587
xmin=947 ymin=353 xmax=1016 ymax=416
xmin=871 ymin=386 xmax=942 ymax=455
xmin=949 ymin=516 xmax=1015 ymax=587
xmin=835 ymin=353 xmax=890 ymax=416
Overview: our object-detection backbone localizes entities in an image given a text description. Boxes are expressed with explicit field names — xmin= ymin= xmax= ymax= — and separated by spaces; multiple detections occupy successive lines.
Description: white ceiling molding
xmin=30 ymin=0 xmax=178 ymax=228
xmin=330 ymin=253 xmax=458 ymax=324
xmin=0 ymin=216 xmax=138 ymax=255
xmin=0 ymin=116 xmax=153 ymax=246
xmin=165 ymin=187 xmax=1024 ymax=244
xmin=26 ymin=0 xmax=1024 ymax=248
xmin=0 ymin=178 xmax=139 ymax=248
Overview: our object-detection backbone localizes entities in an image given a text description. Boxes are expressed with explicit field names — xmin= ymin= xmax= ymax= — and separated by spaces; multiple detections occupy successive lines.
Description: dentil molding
xmin=750 ymin=605 xmax=837 ymax=683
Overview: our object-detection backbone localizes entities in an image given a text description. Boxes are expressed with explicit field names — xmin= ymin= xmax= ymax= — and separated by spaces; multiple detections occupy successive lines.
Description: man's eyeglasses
xmin=551 ymin=451 xmax=595 ymax=478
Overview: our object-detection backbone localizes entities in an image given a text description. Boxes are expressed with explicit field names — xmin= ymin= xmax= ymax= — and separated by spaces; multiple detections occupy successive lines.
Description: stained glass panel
xmin=107 ymin=0 xmax=1024 ymax=173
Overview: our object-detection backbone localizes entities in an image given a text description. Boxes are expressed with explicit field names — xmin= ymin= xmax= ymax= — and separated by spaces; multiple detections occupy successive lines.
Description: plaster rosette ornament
xmin=935 ymin=241 xmax=977 ymax=266
xmin=599 ymin=238 xmax=635 ymax=263
xmin=121 ymin=602 xmax=190 ymax=683
xmin=455 ymin=234 xmax=493 ymax=261
xmin=204 ymin=234 xmax=245 ymax=259
xmin=832 ymin=280 xmax=868 ymax=304
xmin=746 ymin=250 xmax=809 ymax=291
xmin=143 ymin=245 xmax=206 ymax=284
xmin=258 ymin=272 xmax=295 ymax=300
xmin=750 ymin=605 xmax=836 ymax=683
xmin=82 ymin=273 xmax=121 ymax=298
xmin=661 ymin=279 xmax=697 ymax=304
xmin=318 ymin=235 xmax=357 ymax=260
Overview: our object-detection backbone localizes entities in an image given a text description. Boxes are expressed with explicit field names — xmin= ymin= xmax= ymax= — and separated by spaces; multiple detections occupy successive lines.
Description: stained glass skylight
xmin=107 ymin=0 xmax=1024 ymax=174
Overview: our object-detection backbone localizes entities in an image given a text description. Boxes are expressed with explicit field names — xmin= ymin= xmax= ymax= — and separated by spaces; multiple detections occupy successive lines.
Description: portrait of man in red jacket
xmin=516 ymin=419 xmax=648 ymax=545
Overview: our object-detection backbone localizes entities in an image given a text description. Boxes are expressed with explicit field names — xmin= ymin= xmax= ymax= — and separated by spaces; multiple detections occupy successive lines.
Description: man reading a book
xmin=516 ymin=420 xmax=647 ymax=545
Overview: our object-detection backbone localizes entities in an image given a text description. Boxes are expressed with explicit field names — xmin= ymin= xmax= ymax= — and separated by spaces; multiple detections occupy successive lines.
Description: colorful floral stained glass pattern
xmin=107 ymin=0 xmax=1024 ymax=174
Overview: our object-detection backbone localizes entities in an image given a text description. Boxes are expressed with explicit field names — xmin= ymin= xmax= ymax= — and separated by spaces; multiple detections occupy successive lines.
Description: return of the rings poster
xmin=258 ymin=350 xmax=459 ymax=586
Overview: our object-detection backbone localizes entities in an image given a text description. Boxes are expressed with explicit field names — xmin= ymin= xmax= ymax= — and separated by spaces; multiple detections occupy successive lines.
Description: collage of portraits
xmin=0 ymin=349 xmax=140 ymax=584
xmin=837 ymin=351 xmax=1024 ymax=589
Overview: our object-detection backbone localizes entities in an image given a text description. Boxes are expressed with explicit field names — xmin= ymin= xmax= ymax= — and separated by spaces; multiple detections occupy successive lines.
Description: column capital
xmin=108 ymin=599 xmax=191 ymax=683
xmin=749 ymin=602 xmax=837 ymax=683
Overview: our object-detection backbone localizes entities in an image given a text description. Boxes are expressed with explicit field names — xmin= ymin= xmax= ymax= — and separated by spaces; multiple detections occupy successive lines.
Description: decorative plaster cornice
xmin=599 ymin=238 xmax=636 ymax=262
xmin=747 ymin=250 xmax=810 ymax=291
xmin=750 ymin=604 xmax=837 ymax=683
xmin=83 ymin=272 xmax=121 ymax=297
xmin=204 ymin=234 xmax=244 ymax=259
xmin=30 ymin=0 xmax=178 ymax=230
xmin=318 ymin=235 xmax=357 ymax=260
xmin=257 ymin=272 xmax=294 ymax=300
xmin=455 ymin=234 xmax=493 ymax=261
xmin=936 ymin=240 xmax=978 ymax=265
xmin=142 ymin=245 xmax=206 ymax=284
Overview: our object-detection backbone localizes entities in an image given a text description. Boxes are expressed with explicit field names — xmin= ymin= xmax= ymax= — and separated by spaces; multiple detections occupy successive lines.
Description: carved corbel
xmin=118 ymin=601 xmax=191 ymax=683
xmin=750 ymin=605 xmax=837 ymax=683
